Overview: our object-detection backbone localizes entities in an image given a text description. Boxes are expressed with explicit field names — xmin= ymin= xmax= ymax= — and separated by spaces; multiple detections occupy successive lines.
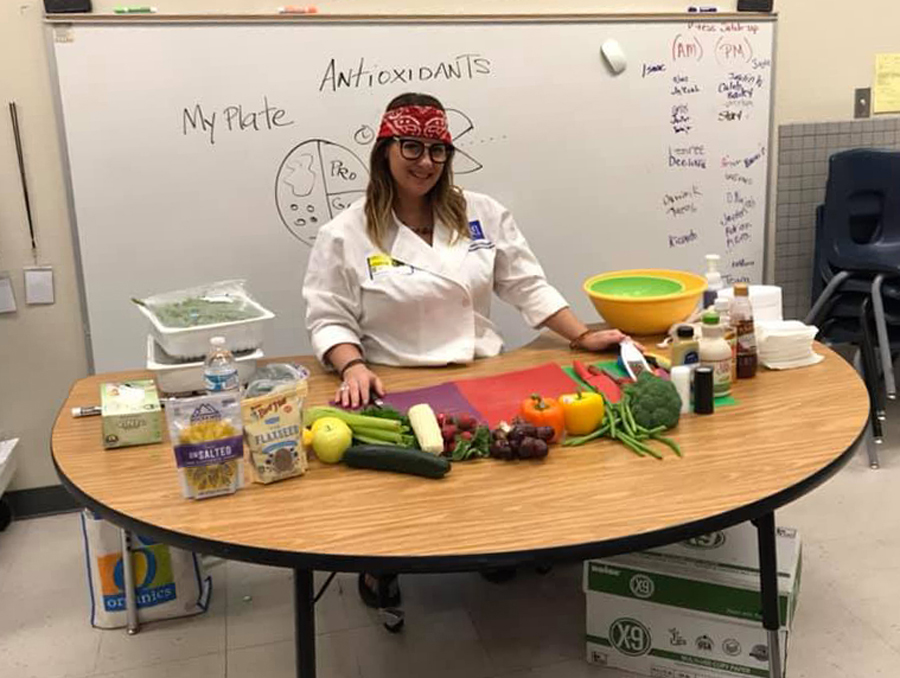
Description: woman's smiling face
xmin=387 ymin=137 xmax=446 ymax=200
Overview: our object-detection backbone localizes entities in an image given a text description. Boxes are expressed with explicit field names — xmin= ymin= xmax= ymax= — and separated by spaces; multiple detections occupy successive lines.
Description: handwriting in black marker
xmin=319 ymin=54 xmax=493 ymax=93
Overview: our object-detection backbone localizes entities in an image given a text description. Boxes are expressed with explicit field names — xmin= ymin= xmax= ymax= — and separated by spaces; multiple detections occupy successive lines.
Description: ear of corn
xmin=408 ymin=403 xmax=443 ymax=455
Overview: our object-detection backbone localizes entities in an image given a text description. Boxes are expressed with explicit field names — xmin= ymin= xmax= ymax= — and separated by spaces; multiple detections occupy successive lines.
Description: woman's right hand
xmin=335 ymin=363 xmax=386 ymax=409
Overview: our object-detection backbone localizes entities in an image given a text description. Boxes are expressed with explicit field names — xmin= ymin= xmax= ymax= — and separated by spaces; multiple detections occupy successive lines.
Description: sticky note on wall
xmin=873 ymin=54 xmax=900 ymax=114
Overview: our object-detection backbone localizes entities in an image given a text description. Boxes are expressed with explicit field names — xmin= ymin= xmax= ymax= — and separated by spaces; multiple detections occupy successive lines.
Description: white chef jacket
xmin=303 ymin=190 xmax=568 ymax=367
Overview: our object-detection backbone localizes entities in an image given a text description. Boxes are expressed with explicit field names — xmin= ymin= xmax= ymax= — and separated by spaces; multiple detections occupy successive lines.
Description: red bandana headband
xmin=376 ymin=105 xmax=452 ymax=143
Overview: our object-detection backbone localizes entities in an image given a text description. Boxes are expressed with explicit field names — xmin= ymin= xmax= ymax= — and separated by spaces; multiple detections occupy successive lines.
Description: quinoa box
xmin=101 ymin=380 xmax=164 ymax=449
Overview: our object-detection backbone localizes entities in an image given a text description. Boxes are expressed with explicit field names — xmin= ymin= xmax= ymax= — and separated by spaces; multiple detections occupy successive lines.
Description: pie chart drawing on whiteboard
xmin=275 ymin=139 xmax=369 ymax=246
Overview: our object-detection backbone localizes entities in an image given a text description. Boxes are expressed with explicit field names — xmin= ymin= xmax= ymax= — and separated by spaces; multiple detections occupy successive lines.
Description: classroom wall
xmin=1 ymin=0 xmax=897 ymax=492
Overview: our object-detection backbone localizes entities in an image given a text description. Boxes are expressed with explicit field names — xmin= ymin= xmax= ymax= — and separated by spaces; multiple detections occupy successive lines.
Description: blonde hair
xmin=364 ymin=93 xmax=469 ymax=251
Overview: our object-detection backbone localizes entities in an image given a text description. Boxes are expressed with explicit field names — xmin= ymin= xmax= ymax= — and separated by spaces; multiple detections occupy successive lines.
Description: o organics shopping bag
xmin=80 ymin=510 xmax=211 ymax=629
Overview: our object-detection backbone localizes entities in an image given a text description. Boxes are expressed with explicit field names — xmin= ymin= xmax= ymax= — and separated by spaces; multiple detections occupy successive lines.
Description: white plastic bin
xmin=147 ymin=336 xmax=263 ymax=395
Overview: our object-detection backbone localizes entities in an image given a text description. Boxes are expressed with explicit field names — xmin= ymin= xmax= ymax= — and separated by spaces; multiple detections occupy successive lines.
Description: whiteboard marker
xmin=688 ymin=5 xmax=719 ymax=11
xmin=72 ymin=405 xmax=102 ymax=418
xmin=279 ymin=5 xmax=318 ymax=13
xmin=114 ymin=6 xmax=158 ymax=13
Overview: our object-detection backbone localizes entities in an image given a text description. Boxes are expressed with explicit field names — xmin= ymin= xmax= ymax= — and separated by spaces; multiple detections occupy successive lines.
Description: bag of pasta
xmin=241 ymin=380 xmax=308 ymax=484
xmin=165 ymin=393 xmax=244 ymax=500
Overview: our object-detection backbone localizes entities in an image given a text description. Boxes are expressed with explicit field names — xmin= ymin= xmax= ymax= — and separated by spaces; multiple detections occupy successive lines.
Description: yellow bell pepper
xmin=558 ymin=391 xmax=605 ymax=435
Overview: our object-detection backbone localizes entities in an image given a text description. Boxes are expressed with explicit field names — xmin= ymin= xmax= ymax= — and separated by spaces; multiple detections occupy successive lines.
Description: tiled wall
xmin=774 ymin=118 xmax=900 ymax=320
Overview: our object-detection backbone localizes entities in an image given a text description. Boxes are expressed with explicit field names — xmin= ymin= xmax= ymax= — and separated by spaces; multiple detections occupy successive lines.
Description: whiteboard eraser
xmin=601 ymin=39 xmax=628 ymax=75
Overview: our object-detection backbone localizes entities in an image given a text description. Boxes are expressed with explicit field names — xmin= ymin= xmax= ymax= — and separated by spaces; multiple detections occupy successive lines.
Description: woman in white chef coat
xmin=303 ymin=92 xmax=633 ymax=409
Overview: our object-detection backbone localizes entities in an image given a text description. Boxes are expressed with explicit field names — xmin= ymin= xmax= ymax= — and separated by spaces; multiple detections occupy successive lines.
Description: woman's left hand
xmin=579 ymin=329 xmax=645 ymax=353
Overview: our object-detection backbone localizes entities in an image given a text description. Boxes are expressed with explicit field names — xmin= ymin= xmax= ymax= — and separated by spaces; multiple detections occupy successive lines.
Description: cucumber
xmin=343 ymin=445 xmax=451 ymax=479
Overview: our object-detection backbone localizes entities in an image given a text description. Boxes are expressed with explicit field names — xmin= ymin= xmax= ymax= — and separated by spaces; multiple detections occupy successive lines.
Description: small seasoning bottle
xmin=732 ymin=283 xmax=758 ymax=379
xmin=671 ymin=325 xmax=700 ymax=368
xmin=699 ymin=311 xmax=732 ymax=397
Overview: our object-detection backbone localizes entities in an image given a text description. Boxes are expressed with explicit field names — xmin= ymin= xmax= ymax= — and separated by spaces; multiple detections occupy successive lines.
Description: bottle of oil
xmin=732 ymin=283 xmax=758 ymax=379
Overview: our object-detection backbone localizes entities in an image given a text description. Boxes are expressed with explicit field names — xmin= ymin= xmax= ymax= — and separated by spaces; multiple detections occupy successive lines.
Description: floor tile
xmin=90 ymin=652 xmax=225 ymax=678
xmin=0 ymin=583 xmax=100 ymax=678
xmin=225 ymin=564 xmax=378 ymax=650
xmin=2 ymin=512 xmax=86 ymax=598
xmin=495 ymin=658 xmax=645 ymax=677
xmin=227 ymin=633 xmax=360 ymax=678
xmin=468 ymin=570 xmax=584 ymax=675
xmin=349 ymin=608 xmax=492 ymax=678
xmin=0 ymin=514 xmax=33 ymax=597
xmin=789 ymin=581 xmax=900 ymax=678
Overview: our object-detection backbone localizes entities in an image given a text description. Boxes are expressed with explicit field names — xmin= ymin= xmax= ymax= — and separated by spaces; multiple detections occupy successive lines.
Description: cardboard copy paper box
xmin=583 ymin=524 xmax=801 ymax=678
xmin=101 ymin=380 xmax=164 ymax=449
xmin=585 ymin=593 xmax=787 ymax=678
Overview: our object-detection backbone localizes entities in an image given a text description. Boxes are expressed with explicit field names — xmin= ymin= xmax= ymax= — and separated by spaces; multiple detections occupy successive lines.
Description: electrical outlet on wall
xmin=855 ymin=87 xmax=872 ymax=119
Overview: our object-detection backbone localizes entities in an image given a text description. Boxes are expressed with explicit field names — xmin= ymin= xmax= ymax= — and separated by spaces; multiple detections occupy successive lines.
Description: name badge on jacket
xmin=467 ymin=220 xmax=495 ymax=252
xmin=367 ymin=254 xmax=414 ymax=280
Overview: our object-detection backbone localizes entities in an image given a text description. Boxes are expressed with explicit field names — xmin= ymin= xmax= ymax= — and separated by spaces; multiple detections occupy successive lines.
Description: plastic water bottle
xmin=203 ymin=336 xmax=239 ymax=394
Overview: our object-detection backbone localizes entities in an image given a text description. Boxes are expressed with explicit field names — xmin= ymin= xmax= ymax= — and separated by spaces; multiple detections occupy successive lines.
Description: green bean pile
xmin=562 ymin=393 xmax=682 ymax=460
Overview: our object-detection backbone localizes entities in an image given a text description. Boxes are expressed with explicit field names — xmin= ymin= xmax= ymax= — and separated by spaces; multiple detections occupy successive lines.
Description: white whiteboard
xmin=50 ymin=16 xmax=776 ymax=372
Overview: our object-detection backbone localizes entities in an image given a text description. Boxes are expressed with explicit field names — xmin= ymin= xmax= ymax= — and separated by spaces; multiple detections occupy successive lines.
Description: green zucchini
xmin=343 ymin=445 xmax=451 ymax=479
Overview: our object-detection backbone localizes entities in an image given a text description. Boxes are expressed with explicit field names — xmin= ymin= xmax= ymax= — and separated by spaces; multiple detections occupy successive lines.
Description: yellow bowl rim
xmin=583 ymin=269 xmax=708 ymax=303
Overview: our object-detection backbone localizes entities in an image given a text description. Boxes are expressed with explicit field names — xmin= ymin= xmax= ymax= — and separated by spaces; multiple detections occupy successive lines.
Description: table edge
xmin=53 ymin=422 xmax=865 ymax=573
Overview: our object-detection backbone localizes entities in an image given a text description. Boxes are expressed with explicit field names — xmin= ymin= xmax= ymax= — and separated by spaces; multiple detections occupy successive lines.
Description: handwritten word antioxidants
xmin=319 ymin=55 xmax=491 ymax=93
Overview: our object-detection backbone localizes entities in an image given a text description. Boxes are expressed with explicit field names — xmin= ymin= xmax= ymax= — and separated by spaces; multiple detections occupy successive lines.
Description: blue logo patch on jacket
xmin=468 ymin=220 xmax=485 ymax=240
xmin=467 ymin=219 xmax=495 ymax=252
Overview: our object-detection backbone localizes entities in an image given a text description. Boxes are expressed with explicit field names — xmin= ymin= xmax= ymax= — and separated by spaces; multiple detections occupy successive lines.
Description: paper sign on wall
xmin=24 ymin=266 xmax=55 ymax=305
xmin=0 ymin=274 xmax=16 ymax=314
xmin=873 ymin=54 xmax=900 ymax=114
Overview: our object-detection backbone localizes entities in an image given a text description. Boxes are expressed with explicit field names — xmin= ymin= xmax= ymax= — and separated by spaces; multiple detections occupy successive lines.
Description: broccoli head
xmin=626 ymin=372 xmax=682 ymax=430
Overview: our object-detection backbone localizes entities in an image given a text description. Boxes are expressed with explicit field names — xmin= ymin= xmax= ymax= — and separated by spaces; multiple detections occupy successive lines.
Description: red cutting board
xmin=453 ymin=362 xmax=576 ymax=427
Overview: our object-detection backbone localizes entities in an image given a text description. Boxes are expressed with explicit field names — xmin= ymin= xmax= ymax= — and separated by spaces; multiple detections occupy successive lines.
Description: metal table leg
xmin=755 ymin=514 xmax=782 ymax=678
xmin=120 ymin=529 xmax=141 ymax=635
xmin=294 ymin=568 xmax=317 ymax=678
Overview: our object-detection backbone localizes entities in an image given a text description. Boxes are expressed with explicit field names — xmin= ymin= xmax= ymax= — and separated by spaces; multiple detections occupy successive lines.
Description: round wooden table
xmin=52 ymin=338 xmax=869 ymax=678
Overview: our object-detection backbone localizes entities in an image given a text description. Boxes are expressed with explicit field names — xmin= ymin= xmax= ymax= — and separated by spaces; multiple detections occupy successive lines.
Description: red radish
xmin=441 ymin=424 xmax=458 ymax=441
xmin=436 ymin=413 xmax=446 ymax=427
xmin=460 ymin=431 xmax=473 ymax=441
xmin=456 ymin=413 xmax=477 ymax=431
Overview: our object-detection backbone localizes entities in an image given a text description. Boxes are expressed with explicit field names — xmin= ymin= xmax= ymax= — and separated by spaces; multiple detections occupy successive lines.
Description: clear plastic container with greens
xmin=133 ymin=280 xmax=274 ymax=360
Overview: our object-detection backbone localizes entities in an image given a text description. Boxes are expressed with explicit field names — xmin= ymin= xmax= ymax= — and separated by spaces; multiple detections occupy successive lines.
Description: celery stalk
xmin=304 ymin=406 xmax=402 ymax=431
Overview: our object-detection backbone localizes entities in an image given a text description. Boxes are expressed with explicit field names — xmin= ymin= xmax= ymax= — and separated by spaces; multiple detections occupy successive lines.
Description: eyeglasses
xmin=393 ymin=137 xmax=454 ymax=164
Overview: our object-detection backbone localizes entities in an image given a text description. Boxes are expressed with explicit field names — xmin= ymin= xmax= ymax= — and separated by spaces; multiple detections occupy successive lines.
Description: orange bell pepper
xmin=520 ymin=393 xmax=565 ymax=442
xmin=558 ymin=390 xmax=605 ymax=435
